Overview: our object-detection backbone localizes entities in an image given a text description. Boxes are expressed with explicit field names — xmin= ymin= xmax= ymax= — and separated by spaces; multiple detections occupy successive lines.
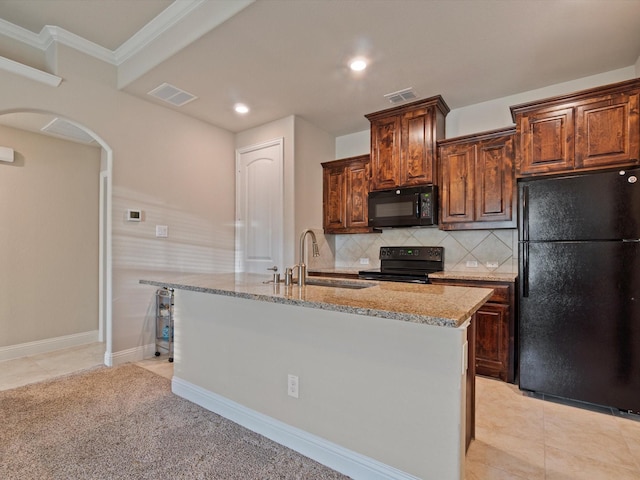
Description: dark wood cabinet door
xmin=370 ymin=115 xmax=401 ymax=191
xmin=575 ymin=92 xmax=640 ymax=169
xmin=367 ymin=96 xmax=449 ymax=191
xmin=400 ymin=107 xmax=435 ymax=186
xmin=439 ymin=143 xmax=474 ymax=225
xmin=517 ymin=106 xmax=575 ymax=175
xmin=322 ymin=155 xmax=376 ymax=234
xmin=475 ymin=135 xmax=515 ymax=225
xmin=322 ymin=164 xmax=345 ymax=231
xmin=345 ymin=159 xmax=369 ymax=228
xmin=438 ymin=128 xmax=515 ymax=230
xmin=512 ymin=78 xmax=640 ymax=177
xmin=475 ymin=302 xmax=510 ymax=381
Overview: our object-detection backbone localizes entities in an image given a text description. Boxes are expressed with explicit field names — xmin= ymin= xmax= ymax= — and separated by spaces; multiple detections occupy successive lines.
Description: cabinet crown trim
xmin=365 ymin=94 xmax=450 ymax=120
xmin=321 ymin=154 xmax=370 ymax=168
xmin=437 ymin=127 xmax=516 ymax=147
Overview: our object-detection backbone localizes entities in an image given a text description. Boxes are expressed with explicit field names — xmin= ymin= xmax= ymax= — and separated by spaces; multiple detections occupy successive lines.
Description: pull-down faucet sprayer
xmin=297 ymin=228 xmax=319 ymax=286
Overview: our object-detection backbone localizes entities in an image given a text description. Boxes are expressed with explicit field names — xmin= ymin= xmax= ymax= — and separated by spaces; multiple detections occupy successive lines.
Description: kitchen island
xmin=140 ymin=273 xmax=493 ymax=480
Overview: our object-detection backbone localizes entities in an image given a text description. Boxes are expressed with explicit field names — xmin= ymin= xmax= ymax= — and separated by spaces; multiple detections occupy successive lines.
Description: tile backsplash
xmin=310 ymin=228 xmax=518 ymax=274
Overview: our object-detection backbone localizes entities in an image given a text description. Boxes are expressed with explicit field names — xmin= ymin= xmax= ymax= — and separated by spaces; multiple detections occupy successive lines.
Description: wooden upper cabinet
xmin=438 ymin=128 xmax=516 ymax=230
xmin=322 ymin=163 xmax=346 ymax=231
xmin=366 ymin=96 xmax=449 ymax=191
xmin=400 ymin=106 xmax=435 ymax=186
xmin=517 ymin=106 xmax=574 ymax=175
xmin=575 ymin=92 xmax=639 ymax=169
xmin=345 ymin=159 xmax=369 ymax=229
xmin=439 ymin=142 xmax=474 ymax=225
xmin=511 ymin=78 xmax=640 ymax=177
xmin=369 ymin=115 xmax=401 ymax=190
xmin=322 ymin=155 xmax=377 ymax=234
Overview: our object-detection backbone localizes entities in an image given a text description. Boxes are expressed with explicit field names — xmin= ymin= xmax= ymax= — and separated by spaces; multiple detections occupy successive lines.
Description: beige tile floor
xmin=466 ymin=376 xmax=640 ymax=480
xmin=0 ymin=342 xmax=173 ymax=391
xmin=1 ymin=343 xmax=638 ymax=479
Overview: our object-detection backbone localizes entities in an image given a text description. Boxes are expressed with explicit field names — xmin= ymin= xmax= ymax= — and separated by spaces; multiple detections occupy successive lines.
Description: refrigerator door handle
xmin=522 ymin=185 xmax=530 ymax=242
xmin=522 ymin=242 xmax=529 ymax=298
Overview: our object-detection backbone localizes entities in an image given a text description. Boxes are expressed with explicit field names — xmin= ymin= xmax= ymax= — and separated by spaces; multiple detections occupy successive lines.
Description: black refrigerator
xmin=518 ymin=166 xmax=640 ymax=413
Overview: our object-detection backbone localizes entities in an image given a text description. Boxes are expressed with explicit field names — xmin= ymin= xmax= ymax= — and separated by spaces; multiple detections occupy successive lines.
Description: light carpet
xmin=0 ymin=364 xmax=350 ymax=479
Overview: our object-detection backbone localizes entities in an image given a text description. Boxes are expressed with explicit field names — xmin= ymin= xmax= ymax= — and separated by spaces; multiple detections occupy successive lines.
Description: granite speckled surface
xmin=309 ymin=268 xmax=517 ymax=283
xmin=429 ymin=271 xmax=518 ymax=283
xmin=140 ymin=273 xmax=493 ymax=328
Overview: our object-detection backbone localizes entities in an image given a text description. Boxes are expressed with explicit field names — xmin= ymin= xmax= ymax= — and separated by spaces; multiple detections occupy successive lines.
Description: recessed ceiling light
xmin=349 ymin=59 xmax=367 ymax=72
xmin=234 ymin=103 xmax=249 ymax=114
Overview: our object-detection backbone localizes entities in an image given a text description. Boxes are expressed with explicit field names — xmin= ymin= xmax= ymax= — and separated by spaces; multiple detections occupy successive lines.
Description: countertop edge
xmin=140 ymin=277 xmax=493 ymax=329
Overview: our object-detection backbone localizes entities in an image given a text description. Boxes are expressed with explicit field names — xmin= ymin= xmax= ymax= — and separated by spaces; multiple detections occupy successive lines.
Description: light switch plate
xmin=156 ymin=225 xmax=168 ymax=238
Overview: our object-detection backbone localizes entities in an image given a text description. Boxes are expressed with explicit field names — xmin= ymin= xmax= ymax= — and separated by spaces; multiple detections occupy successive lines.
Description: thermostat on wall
xmin=127 ymin=209 xmax=142 ymax=222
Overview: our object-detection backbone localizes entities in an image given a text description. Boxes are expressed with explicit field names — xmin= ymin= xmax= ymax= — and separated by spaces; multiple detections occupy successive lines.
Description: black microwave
xmin=368 ymin=185 xmax=438 ymax=228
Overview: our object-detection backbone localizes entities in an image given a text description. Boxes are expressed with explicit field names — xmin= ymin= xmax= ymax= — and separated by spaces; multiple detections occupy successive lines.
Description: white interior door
xmin=236 ymin=138 xmax=284 ymax=274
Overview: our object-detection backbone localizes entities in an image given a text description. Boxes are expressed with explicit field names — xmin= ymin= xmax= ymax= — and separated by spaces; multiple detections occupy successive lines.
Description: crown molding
xmin=116 ymin=0 xmax=254 ymax=88
xmin=42 ymin=26 xmax=115 ymax=64
xmin=114 ymin=0 xmax=207 ymax=65
xmin=0 ymin=17 xmax=116 ymax=64
xmin=0 ymin=55 xmax=62 ymax=87
xmin=0 ymin=17 xmax=43 ymax=48
xmin=0 ymin=0 xmax=214 ymax=67
xmin=0 ymin=0 xmax=254 ymax=88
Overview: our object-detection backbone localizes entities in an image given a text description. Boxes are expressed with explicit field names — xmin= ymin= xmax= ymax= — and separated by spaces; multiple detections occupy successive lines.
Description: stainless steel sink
xmin=304 ymin=278 xmax=373 ymax=289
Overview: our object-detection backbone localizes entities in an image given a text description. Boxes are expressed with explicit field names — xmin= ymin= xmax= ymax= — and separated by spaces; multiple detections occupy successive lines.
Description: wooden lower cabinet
xmin=474 ymin=302 xmax=510 ymax=381
xmin=431 ymin=278 xmax=516 ymax=383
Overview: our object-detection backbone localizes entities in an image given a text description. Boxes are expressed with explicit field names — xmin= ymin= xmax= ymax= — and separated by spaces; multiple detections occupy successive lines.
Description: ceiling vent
xmin=148 ymin=83 xmax=197 ymax=107
xmin=384 ymin=87 xmax=418 ymax=104
xmin=41 ymin=118 xmax=95 ymax=144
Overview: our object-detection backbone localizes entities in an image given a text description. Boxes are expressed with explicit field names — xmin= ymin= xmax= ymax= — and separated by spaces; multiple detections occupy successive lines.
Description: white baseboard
xmin=105 ymin=342 xmax=157 ymax=367
xmin=0 ymin=330 xmax=99 ymax=362
xmin=172 ymin=376 xmax=420 ymax=480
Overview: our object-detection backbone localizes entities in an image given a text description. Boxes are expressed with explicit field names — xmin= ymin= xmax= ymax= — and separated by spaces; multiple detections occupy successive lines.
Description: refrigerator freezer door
xmin=519 ymin=240 xmax=640 ymax=412
xmin=519 ymin=166 xmax=640 ymax=242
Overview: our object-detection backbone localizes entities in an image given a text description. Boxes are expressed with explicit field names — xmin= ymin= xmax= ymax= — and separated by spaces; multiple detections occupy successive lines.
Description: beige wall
xmin=0 ymin=124 xmax=100 ymax=346
xmin=0 ymin=42 xmax=236 ymax=357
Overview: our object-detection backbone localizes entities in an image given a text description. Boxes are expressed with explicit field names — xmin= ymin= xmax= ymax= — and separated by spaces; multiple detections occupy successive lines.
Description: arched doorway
xmin=0 ymin=110 xmax=112 ymax=366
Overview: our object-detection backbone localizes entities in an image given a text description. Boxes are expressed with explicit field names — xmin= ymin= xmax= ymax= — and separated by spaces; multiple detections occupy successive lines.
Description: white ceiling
xmin=1 ymin=0 xmax=640 ymax=137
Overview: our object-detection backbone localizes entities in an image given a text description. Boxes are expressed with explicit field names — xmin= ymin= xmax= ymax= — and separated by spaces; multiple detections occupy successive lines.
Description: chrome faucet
xmin=296 ymin=228 xmax=320 ymax=286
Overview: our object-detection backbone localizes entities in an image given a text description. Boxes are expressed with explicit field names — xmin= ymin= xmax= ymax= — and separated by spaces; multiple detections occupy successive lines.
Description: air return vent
xmin=148 ymin=83 xmax=197 ymax=106
xmin=41 ymin=118 xmax=95 ymax=144
xmin=384 ymin=87 xmax=418 ymax=104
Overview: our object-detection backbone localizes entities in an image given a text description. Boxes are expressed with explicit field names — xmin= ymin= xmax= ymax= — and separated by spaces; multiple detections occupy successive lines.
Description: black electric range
xmin=358 ymin=246 xmax=444 ymax=284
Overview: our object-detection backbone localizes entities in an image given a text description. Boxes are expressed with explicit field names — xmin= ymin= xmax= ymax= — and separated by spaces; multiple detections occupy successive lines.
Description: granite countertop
xmin=140 ymin=273 xmax=493 ymax=328
xmin=429 ymin=271 xmax=518 ymax=282
xmin=309 ymin=268 xmax=518 ymax=283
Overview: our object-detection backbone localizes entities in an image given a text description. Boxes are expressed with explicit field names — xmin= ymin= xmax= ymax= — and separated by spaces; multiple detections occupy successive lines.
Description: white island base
xmin=170 ymin=288 xmax=470 ymax=480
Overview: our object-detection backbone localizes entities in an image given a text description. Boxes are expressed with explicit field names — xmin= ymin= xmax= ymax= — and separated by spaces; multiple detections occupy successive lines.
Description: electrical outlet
xmin=156 ymin=225 xmax=168 ymax=238
xmin=287 ymin=374 xmax=299 ymax=398
xmin=359 ymin=257 xmax=369 ymax=265
xmin=486 ymin=261 xmax=499 ymax=268
xmin=465 ymin=260 xmax=478 ymax=268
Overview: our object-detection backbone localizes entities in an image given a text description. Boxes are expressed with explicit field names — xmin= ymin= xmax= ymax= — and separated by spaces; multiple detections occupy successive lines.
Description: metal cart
xmin=154 ymin=287 xmax=174 ymax=362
